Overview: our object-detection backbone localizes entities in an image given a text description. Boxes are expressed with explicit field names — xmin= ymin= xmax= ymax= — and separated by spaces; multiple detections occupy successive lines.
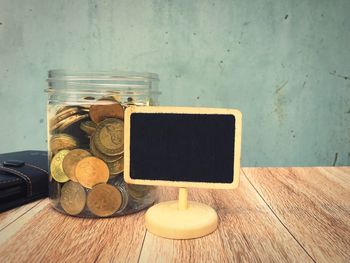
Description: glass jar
xmin=45 ymin=70 xmax=159 ymax=217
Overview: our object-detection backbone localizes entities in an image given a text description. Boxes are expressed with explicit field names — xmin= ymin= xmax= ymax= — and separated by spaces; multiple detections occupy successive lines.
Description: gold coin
xmin=87 ymin=183 xmax=122 ymax=217
xmin=50 ymin=149 xmax=70 ymax=183
xmin=50 ymin=134 xmax=77 ymax=154
xmin=50 ymin=107 xmax=80 ymax=128
xmin=50 ymin=121 xmax=63 ymax=132
xmin=79 ymin=105 xmax=90 ymax=110
xmin=89 ymin=100 xmax=124 ymax=123
xmin=107 ymin=157 xmax=124 ymax=177
xmin=94 ymin=118 xmax=124 ymax=156
xmin=80 ymin=121 xmax=97 ymax=136
xmin=62 ymin=149 xmax=91 ymax=182
xmin=75 ymin=156 xmax=109 ymax=189
xmin=56 ymin=106 xmax=76 ymax=115
xmin=58 ymin=114 xmax=89 ymax=132
xmin=60 ymin=181 xmax=86 ymax=215
xmin=90 ymin=134 xmax=122 ymax=163
xmin=101 ymin=95 xmax=122 ymax=102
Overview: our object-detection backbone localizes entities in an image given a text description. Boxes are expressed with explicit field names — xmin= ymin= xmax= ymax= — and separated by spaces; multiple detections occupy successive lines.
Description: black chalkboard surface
xmin=124 ymin=107 xmax=242 ymax=189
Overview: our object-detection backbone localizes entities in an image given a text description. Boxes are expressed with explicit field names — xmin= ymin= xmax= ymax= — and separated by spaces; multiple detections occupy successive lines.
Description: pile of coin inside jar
xmin=48 ymin=96 xmax=154 ymax=217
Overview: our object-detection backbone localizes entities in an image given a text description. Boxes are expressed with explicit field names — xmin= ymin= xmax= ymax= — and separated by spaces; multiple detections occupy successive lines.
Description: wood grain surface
xmin=0 ymin=167 xmax=349 ymax=263
xmin=0 ymin=199 xmax=47 ymax=247
xmin=139 ymin=176 xmax=312 ymax=263
xmin=0 ymin=199 xmax=146 ymax=262
xmin=0 ymin=199 xmax=42 ymax=231
xmin=243 ymin=167 xmax=350 ymax=263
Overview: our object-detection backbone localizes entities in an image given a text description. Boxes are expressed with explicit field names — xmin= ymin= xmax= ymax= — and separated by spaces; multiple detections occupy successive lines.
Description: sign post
xmin=124 ymin=106 xmax=242 ymax=239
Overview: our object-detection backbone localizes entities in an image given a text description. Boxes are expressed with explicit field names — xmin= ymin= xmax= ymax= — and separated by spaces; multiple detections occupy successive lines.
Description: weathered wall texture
xmin=0 ymin=0 xmax=349 ymax=166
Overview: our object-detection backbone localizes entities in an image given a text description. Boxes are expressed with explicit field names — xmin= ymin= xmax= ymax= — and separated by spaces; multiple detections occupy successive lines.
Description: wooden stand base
xmin=145 ymin=189 xmax=218 ymax=239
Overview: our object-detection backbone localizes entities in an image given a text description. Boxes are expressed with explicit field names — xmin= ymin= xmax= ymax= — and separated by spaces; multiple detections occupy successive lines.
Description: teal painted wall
xmin=0 ymin=0 xmax=349 ymax=166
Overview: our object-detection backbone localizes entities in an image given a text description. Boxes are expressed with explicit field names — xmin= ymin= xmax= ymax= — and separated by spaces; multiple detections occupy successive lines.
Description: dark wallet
xmin=0 ymin=150 xmax=49 ymax=212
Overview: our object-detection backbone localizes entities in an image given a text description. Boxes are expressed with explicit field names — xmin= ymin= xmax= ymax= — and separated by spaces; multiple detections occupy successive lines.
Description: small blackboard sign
xmin=124 ymin=107 xmax=242 ymax=189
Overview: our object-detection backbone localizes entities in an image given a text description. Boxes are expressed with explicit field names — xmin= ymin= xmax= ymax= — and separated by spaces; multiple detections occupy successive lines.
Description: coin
xmin=60 ymin=114 xmax=90 ymax=148
xmin=126 ymin=184 xmax=154 ymax=200
xmin=62 ymin=149 xmax=91 ymax=182
xmin=60 ymin=181 xmax=86 ymax=215
xmin=79 ymin=105 xmax=91 ymax=110
xmin=108 ymin=177 xmax=128 ymax=212
xmin=50 ymin=149 xmax=70 ymax=183
xmin=50 ymin=107 xmax=80 ymax=128
xmin=89 ymin=100 xmax=124 ymax=123
xmin=101 ymin=95 xmax=122 ymax=102
xmin=87 ymin=183 xmax=122 ymax=217
xmin=75 ymin=156 xmax=109 ymax=189
xmin=107 ymin=157 xmax=124 ymax=176
xmin=56 ymin=106 xmax=76 ymax=115
xmin=50 ymin=134 xmax=77 ymax=154
xmin=58 ymin=114 xmax=89 ymax=132
xmin=80 ymin=121 xmax=97 ymax=136
xmin=83 ymin=96 xmax=95 ymax=101
xmin=125 ymin=97 xmax=136 ymax=106
xmin=93 ymin=118 xmax=124 ymax=156
xmin=90 ymin=134 xmax=122 ymax=163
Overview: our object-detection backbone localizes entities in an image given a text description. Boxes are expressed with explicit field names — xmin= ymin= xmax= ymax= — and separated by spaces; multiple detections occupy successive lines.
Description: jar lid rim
xmin=47 ymin=69 xmax=159 ymax=81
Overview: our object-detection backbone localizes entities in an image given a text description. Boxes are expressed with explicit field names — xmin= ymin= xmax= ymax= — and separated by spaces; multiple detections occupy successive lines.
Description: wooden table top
xmin=0 ymin=167 xmax=349 ymax=262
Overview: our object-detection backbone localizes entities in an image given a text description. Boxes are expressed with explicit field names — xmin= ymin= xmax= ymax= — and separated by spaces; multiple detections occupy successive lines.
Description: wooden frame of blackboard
xmin=124 ymin=106 xmax=242 ymax=189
